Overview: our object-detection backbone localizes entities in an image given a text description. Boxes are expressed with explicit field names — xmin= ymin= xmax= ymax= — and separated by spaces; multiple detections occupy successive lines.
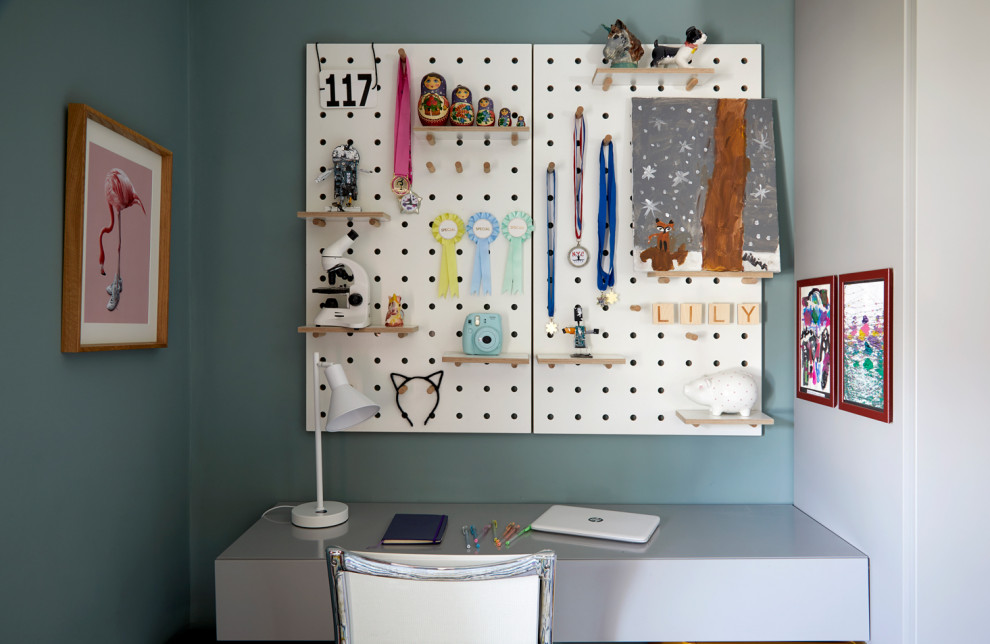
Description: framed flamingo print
xmin=797 ymin=275 xmax=837 ymax=407
xmin=61 ymin=104 xmax=172 ymax=352
xmin=838 ymin=269 xmax=893 ymax=422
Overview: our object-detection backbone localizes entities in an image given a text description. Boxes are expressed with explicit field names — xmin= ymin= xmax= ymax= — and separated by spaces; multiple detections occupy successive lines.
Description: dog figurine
xmin=651 ymin=26 xmax=707 ymax=68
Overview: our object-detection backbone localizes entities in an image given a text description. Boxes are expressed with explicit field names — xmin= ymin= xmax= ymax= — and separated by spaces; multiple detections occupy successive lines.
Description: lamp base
xmin=291 ymin=500 xmax=349 ymax=528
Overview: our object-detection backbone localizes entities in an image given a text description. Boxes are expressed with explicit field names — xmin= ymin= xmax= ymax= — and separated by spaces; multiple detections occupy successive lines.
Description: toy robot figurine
xmin=562 ymin=305 xmax=600 ymax=357
xmin=323 ymin=142 xmax=362 ymax=211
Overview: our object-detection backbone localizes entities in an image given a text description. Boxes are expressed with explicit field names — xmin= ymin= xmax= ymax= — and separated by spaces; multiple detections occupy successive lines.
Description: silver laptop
xmin=530 ymin=505 xmax=660 ymax=543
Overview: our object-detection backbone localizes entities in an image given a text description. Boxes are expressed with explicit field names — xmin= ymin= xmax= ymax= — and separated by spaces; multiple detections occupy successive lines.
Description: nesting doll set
xmin=417 ymin=73 xmax=522 ymax=127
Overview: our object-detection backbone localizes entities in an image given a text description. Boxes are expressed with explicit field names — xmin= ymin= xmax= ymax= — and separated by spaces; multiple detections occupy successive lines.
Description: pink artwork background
xmin=83 ymin=142 xmax=152 ymax=324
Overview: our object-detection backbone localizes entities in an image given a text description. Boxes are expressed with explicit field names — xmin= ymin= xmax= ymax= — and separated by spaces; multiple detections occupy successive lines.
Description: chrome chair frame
xmin=326 ymin=547 xmax=555 ymax=644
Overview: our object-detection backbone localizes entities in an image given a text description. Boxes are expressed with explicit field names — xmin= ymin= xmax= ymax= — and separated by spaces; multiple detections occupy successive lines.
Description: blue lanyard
xmin=547 ymin=166 xmax=556 ymax=318
xmin=597 ymin=140 xmax=616 ymax=291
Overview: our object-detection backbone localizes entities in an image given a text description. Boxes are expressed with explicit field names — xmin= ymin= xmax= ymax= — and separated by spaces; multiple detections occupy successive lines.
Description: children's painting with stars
xmin=631 ymin=97 xmax=780 ymax=273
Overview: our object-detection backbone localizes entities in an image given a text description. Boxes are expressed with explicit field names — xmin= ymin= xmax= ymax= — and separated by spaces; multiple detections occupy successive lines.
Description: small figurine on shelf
xmin=602 ymin=19 xmax=645 ymax=68
xmin=418 ymin=73 xmax=450 ymax=126
xmin=516 ymin=115 xmax=526 ymax=127
xmin=562 ymin=305 xmax=601 ymax=357
xmin=449 ymin=85 xmax=475 ymax=126
xmin=314 ymin=142 xmax=363 ymax=211
xmin=497 ymin=107 xmax=512 ymax=127
xmin=385 ymin=293 xmax=404 ymax=327
xmin=476 ymin=97 xmax=495 ymax=126
xmin=651 ymin=26 xmax=708 ymax=68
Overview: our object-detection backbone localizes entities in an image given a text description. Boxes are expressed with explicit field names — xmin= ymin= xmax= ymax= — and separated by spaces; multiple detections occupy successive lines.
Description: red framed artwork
xmin=837 ymin=269 xmax=893 ymax=422
xmin=61 ymin=104 xmax=172 ymax=352
xmin=797 ymin=275 xmax=837 ymax=407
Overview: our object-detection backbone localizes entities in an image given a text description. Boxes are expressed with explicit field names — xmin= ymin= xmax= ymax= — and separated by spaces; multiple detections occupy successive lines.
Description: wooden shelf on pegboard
xmin=298 ymin=211 xmax=391 ymax=227
xmin=647 ymin=270 xmax=773 ymax=284
xmin=298 ymin=325 xmax=418 ymax=338
xmin=676 ymin=409 xmax=774 ymax=428
xmin=592 ymin=66 xmax=715 ymax=91
xmin=536 ymin=354 xmax=626 ymax=369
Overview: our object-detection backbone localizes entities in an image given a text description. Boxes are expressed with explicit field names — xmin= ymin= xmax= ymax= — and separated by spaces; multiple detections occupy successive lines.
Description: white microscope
xmin=312 ymin=229 xmax=370 ymax=328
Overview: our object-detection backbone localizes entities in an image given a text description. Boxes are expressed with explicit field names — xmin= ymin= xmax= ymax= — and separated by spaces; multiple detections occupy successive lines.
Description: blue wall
xmin=186 ymin=0 xmax=795 ymax=626
xmin=0 ymin=1 xmax=191 ymax=642
xmin=0 ymin=0 xmax=793 ymax=637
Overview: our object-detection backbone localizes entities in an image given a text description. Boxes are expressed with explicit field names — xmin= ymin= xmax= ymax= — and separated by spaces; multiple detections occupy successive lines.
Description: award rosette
xmin=467 ymin=212 xmax=500 ymax=295
xmin=431 ymin=213 xmax=465 ymax=298
xmin=501 ymin=211 xmax=533 ymax=294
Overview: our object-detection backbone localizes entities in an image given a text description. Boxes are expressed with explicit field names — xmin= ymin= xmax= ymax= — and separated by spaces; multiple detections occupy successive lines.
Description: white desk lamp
xmin=292 ymin=352 xmax=379 ymax=528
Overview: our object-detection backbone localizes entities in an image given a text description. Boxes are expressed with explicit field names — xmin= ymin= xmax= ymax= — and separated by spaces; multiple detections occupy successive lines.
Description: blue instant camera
xmin=462 ymin=313 xmax=503 ymax=355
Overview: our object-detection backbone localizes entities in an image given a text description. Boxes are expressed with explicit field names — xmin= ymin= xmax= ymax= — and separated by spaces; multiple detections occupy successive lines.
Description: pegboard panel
xmin=531 ymin=45 xmax=765 ymax=436
xmin=305 ymin=43 xmax=533 ymax=434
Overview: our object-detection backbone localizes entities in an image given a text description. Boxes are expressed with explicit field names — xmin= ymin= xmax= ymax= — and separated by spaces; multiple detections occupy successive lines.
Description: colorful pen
xmin=461 ymin=525 xmax=472 ymax=550
xmin=506 ymin=525 xmax=531 ymax=548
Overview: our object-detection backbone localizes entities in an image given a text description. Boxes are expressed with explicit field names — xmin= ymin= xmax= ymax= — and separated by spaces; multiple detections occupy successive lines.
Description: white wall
xmin=915 ymin=0 xmax=990 ymax=641
xmin=794 ymin=2 xmax=908 ymax=643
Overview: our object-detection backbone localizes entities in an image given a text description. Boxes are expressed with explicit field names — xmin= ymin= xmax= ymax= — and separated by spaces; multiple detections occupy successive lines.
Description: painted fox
xmin=648 ymin=219 xmax=674 ymax=251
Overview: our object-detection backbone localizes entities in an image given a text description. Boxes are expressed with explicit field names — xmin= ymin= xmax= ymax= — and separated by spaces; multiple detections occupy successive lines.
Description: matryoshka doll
xmin=418 ymin=73 xmax=449 ymax=126
xmin=475 ymin=97 xmax=495 ymax=126
xmin=497 ymin=107 xmax=512 ymax=127
xmin=449 ymin=85 xmax=474 ymax=126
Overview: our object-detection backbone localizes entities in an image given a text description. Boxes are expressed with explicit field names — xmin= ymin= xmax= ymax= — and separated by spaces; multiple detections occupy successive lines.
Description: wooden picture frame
xmin=837 ymin=269 xmax=893 ymax=422
xmin=61 ymin=104 xmax=172 ymax=352
xmin=797 ymin=275 xmax=838 ymax=407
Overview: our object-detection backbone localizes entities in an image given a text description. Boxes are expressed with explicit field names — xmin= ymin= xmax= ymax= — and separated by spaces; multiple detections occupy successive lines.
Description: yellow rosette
xmin=431 ymin=213 xmax=466 ymax=297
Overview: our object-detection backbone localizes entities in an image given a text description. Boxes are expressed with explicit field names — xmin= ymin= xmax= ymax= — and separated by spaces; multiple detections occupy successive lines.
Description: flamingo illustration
xmin=99 ymin=168 xmax=146 ymax=311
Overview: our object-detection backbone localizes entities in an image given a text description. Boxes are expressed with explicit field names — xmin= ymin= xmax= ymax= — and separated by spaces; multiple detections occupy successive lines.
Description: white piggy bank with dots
xmin=683 ymin=370 xmax=759 ymax=417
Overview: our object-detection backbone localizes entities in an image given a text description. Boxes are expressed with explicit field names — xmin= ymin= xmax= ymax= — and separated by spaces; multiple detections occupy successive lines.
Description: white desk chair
xmin=326 ymin=547 xmax=555 ymax=644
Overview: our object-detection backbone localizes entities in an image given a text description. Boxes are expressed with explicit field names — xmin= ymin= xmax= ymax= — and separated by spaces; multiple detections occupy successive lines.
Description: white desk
xmin=216 ymin=503 xmax=869 ymax=642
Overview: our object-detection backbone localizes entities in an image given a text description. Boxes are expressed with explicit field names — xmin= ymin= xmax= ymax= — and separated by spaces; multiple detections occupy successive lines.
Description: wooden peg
xmin=397 ymin=332 xmax=408 ymax=338
xmin=602 ymin=77 xmax=613 ymax=91
xmin=629 ymin=304 xmax=642 ymax=312
xmin=603 ymin=135 xmax=612 ymax=145
xmin=453 ymin=362 xmax=462 ymax=367
xmin=426 ymin=132 xmax=436 ymax=146
xmin=455 ymin=161 xmax=463 ymax=173
xmin=426 ymin=161 xmax=436 ymax=173
xmin=548 ymin=363 xmax=556 ymax=369
xmin=511 ymin=364 xmax=518 ymax=369
xmin=685 ymin=332 xmax=699 ymax=341
xmin=312 ymin=218 xmax=327 ymax=228
xmin=575 ymin=106 xmax=584 ymax=118
xmin=741 ymin=277 xmax=759 ymax=285
xmin=686 ymin=76 xmax=699 ymax=91
xmin=398 ymin=385 xmax=408 ymax=394
xmin=511 ymin=132 xmax=519 ymax=146
xmin=312 ymin=331 xmax=325 ymax=338
xmin=427 ymin=385 xmax=436 ymax=393
xmin=398 ymin=48 xmax=407 ymax=61
xmin=547 ymin=162 xmax=555 ymax=172
xmin=483 ymin=161 xmax=491 ymax=173
xmin=657 ymin=276 xmax=670 ymax=284
xmin=368 ymin=217 xmax=382 ymax=228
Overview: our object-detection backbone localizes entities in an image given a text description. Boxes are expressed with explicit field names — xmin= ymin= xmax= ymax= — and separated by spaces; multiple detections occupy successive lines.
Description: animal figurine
xmin=449 ymin=85 xmax=474 ymax=126
xmin=497 ymin=107 xmax=512 ymax=127
xmin=651 ymin=26 xmax=707 ymax=68
xmin=683 ymin=370 xmax=759 ymax=417
xmin=385 ymin=293 xmax=404 ymax=327
xmin=476 ymin=97 xmax=495 ymax=126
xmin=602 ymin=19 xmax=644 ymax=68
xmin=417 ymin=73 xmax=449 ymax=126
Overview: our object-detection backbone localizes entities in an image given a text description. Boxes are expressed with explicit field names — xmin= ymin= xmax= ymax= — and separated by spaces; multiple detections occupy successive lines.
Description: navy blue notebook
xmin=380 ymin=513 xmax=449 ymax=545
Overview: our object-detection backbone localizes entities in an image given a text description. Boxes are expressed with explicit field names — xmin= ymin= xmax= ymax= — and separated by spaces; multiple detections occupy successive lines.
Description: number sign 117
xmin=319 ymin=70 xmax=377 ymax=109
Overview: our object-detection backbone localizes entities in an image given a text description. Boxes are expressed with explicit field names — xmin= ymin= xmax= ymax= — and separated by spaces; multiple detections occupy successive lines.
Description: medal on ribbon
xmin=431 ymin=213 xmax=465 ymax=297
xmin=467 ymin=212 xmax=500 ymax=295
xmin=501 ymin=211 xmax=533 ymax=295
xmin=392 ymin=52 xmax=421 ymax=212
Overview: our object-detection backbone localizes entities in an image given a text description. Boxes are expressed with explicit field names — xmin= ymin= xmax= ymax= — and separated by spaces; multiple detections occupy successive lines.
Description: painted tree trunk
xmin=702 ymin=99 xmax=750 ymax=271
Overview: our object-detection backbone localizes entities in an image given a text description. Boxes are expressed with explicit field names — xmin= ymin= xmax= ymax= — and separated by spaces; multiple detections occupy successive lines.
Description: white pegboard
xmin=305 ymin=43 xmax=533 ymax=434
xmin=531 ymin=45 xmax=766 ymax=436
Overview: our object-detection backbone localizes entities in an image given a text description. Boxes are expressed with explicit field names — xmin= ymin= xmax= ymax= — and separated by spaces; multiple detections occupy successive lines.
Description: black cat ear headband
xmin=390 ymin=370 xmax=444 ymax=427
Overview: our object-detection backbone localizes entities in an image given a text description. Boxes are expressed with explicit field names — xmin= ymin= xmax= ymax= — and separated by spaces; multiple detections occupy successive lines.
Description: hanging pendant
xmin=545 ymin=318 xmax=558 ymax=338
xmin=568 ymin=242 xmax=589 ymax=268
xmin=398 ymin=190 xmax=422 ymax=214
